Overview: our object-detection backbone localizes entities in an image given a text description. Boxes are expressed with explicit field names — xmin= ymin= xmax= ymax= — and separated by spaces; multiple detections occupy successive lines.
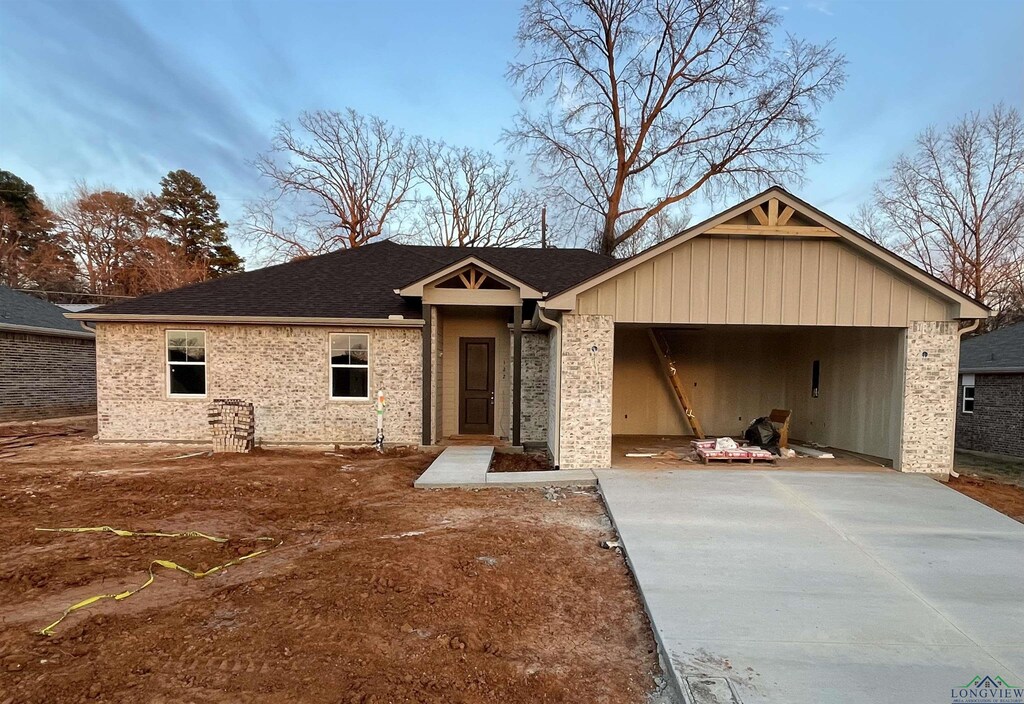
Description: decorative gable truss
xmin=435 ymin=265 xmax=512 ymax=290
xmin=706 ymin=197 xmax=838 ymax=238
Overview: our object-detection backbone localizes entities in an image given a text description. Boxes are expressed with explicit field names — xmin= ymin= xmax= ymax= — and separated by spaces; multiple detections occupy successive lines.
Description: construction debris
xmin=789 ymin=443 xmax=835 ymax=459
xmin=33 ymin=524 xmax=278 ymax=635
xmin=208 ymin=399 xmax=255 ymax=453
xmin=691 ymin=439 xmax=775 ymax=465
xmin=0 ymin=428 xmax=83 ymax=457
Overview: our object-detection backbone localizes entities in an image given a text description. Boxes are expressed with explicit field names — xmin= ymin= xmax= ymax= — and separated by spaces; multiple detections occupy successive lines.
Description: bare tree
xmin=600 ymin=204 xmax=692 ymax=257
xmin=121 ymin=235 xmax=208 ymax=296
xmin=415 ymin=140 xmax=542 ymax=247
xmin=506 ymin=0 xmax=846 ymax=255
xmin=53 ymin=187 xmax=148 ymax=295
xmin=243 ymin=109 xmax=418 ymax=262
xmin=858 ymin=104 xmax=1024 ymax=316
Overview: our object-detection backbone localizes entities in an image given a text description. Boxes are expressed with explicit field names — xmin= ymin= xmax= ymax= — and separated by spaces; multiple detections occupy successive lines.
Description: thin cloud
xmin=806 ymin=0 xmax=834 ymax=15
xmin=0 ymin=0 xmax=268 ymax=199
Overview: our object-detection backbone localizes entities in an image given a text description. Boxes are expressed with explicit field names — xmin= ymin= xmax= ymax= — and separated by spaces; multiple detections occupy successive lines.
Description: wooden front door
xmin=459 ymin=337 xmax=495 ymax=435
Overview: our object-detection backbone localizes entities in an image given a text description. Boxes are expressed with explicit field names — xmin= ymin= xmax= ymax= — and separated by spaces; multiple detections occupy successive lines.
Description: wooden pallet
xmin=700 ymin=455 xmax=776 ymax=465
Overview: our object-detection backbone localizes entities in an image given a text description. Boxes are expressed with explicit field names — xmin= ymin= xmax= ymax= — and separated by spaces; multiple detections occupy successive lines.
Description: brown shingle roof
xmin=87 ymin=241 xmax=616 ymax=319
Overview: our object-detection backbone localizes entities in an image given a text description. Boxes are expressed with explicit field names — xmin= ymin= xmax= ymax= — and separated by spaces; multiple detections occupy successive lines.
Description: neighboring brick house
xmin=956 ymin=322 xmax=1024 ymax=458
xmin=72 ymin=187 xmax=989 ymax=474
xmin=0 ymin=286 xmax=97 ymax=422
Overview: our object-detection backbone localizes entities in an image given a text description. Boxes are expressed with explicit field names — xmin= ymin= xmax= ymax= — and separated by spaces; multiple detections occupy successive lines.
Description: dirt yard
xmin=950 ymin=450 xmax=1024 ymax=524
xmin=489 ymin=451 xmax=552 ymax=473
xmin=948 ymin=475 xmax=1024 ymax=524
xmin=0 ymin=430 xmax=660 ymax=703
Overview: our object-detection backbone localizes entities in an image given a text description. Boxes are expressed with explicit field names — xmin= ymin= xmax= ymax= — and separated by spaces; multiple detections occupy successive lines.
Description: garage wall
xmin=781 ymin=327 xmax=903 ymax=460
xmin=612 ymin=327 xmax=786 ymax=436
xmin=612 ymin=326 xmax=903 ymax=460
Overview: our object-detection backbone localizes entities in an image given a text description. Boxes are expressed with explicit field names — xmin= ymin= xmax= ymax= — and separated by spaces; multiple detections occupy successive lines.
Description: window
xmin=962 ymin=386 xmax=975 ymax=414
xmin=330 ymin=333 xmax=369 ymax=399
xmin=166 ymin=330 xmax=206 ymax=396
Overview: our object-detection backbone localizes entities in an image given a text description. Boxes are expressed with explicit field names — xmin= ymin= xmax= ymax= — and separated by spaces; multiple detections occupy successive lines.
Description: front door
xmin=459 ymin=337 xmax=495 ymax=435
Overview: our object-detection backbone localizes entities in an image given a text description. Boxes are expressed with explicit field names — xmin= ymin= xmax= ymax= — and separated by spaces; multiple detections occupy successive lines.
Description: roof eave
xmin=64 ymin=313 xmax=424 ymax=327
xmin=959 ymin=366 xmax=1024 ymax=375
xmin=0 ymin=321 xmax=95 ymax=339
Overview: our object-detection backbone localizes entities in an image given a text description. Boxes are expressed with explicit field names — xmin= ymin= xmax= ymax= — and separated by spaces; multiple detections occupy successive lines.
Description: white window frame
xmin=962 ymin=385 xmax=975 ymax=414
xmin=329 ymin=333 xmax=370 ymax=401
xmin=166 ymin=329 xmax=207 ymax=398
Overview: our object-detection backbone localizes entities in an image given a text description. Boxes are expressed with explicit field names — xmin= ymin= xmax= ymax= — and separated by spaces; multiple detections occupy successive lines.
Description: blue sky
xmin=1 ymin=0 xmax=1022 ymax=257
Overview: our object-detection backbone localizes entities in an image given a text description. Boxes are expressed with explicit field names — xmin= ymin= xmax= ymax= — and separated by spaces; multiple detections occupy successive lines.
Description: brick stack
xmin=208 ymin=399 xmax=255 ymax=453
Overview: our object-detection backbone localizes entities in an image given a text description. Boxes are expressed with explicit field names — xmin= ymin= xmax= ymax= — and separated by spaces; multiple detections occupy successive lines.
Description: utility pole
xmin=541 ymin=205 xmax=547 ymax=248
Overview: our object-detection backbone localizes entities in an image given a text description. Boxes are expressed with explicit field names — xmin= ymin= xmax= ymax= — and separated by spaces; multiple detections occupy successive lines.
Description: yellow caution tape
xmin=35 ymin=526 xmax=230 ymax=543
xmin=35 ymin=527 xmax=281 ymax=636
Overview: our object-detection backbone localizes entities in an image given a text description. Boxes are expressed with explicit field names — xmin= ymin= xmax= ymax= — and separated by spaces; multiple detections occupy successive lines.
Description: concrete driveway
xmin=597 ymin=470 xmax=1024 ymax=704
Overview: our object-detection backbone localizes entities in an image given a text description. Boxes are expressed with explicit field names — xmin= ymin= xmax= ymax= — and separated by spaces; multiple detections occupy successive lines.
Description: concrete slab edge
xmin=484 ymin=469 xmax=597 ymax=487
xmin=595 ymin=475 xmax=688 ymax=704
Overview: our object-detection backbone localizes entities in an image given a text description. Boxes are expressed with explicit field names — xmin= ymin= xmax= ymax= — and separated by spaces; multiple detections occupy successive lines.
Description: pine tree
xmin=150 ymin=170 xmax=243 ymax=278
xmin=0 ymin=169 xmax=77 ymax=290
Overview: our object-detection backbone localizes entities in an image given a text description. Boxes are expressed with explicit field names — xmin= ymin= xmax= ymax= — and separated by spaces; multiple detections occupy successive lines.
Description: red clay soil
xmin=948 ymin=475 xmax=1024 ymax=524
xmin=0 ymin=436 xmax=659 ymax=703
xmin=488 ymin=452 xmax=552 ymax=473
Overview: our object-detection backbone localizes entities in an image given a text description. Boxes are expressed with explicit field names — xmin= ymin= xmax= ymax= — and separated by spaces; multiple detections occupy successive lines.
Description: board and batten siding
xmin=576 ymin=237 xmax=953 ymax=325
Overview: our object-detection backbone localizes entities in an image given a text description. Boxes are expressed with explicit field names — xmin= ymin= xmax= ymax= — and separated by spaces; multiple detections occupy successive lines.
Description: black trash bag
xmin=745 ymin=417 xmax=781 ymax=455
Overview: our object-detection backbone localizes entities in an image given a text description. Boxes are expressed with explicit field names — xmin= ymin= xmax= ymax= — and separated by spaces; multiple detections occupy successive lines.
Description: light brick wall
xmin=558 ymin=314 xmax=614 ymax=469
xmin=95 ymin=323 xmax=421 ymax=444
xmin=900 ymin=321 xmax=960 ymax=474
xmin=510 ymin=330 xmax=549 ymax=444
xmin=0 ymin=331 xmax=97 ymax=421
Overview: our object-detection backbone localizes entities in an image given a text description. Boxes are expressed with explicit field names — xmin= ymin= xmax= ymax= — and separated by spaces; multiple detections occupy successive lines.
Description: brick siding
xmin=900 ymin=321 xmax=960 ymax=474
xmin=511 ymin=330 xmax=549 ymax=444
xmin=95 ymin=323 xmax=421 ymax=444
xmin=558 ymin=314 xmax=614 ymax=469
xmin=955 ymin=373 xmax=1024 ymax=458
xmin=0 ymin=331 xmax=97 ymax=422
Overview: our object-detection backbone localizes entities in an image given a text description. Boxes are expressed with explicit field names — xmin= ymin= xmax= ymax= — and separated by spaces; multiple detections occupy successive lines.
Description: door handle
xmin=490 ymin=391 xmax=495 ymax=405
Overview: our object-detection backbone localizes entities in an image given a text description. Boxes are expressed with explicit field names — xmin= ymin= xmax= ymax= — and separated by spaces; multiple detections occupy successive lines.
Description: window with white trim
xmin=961 ymin=373 xmax=975 ymax=414
xmin=962 ymin=386 xmax=975 ymax=414
xmin=330 ymin=333 xmax=369 ymax=399
xmin=166 ymin=330 xmax=206 ymax=396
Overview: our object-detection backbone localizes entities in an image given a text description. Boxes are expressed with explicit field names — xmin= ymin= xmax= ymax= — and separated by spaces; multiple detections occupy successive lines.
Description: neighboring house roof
xmin=545 ymin=186 xmax=990 ymax=320
xmin=74 ymin=241 xmax=616 ymax=321
xmin=0 ymin=286 xmax=95 ymax=338
xmin=960 ymin=321 xmax=1024 ymax=373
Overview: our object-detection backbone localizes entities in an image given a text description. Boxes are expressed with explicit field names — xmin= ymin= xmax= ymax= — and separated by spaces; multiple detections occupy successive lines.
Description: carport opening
xmin=612 ymin=325 xmax=901 ymax=469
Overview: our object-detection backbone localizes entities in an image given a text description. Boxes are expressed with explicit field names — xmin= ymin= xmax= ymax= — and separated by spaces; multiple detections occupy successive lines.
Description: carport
xmin=542 ymin=187 xmax=990 ymax=472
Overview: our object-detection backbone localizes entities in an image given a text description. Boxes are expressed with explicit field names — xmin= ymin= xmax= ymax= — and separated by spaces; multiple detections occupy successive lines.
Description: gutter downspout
xmin=949 ymin=318 xmax=983 ymax=478
xmin=537 ymin=304 xmax=561 ymax=469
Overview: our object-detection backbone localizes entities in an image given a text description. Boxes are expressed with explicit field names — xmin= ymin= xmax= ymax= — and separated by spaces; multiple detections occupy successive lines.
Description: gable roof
xmin=0 ymin=286 xmax=95 ymax=338
xmin=960 ymin=322 xmax=1024 ymax=373
xmin=545 ymin=186 xmax=990 ymax=320
xmin=73 ymin=241 xmax=616 ymax=322
xmin=397 ymin=255 xmax=545 ymax=298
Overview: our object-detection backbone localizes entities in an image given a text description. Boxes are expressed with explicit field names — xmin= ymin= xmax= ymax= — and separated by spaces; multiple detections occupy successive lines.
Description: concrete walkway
xmin=414 ymin=446 xmax=596 ymax=489
xmin=414 ymin=446 xmax=494 ymax=488
xmin=597 ymin=469 xmax=1024 ymax=704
